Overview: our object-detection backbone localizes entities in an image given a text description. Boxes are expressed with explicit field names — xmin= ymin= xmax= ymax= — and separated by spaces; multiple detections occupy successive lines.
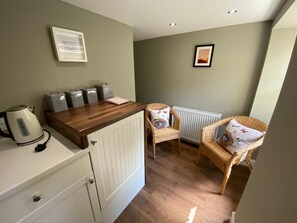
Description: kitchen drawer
xmin=0 ymin=154 xmax=92 ymax=223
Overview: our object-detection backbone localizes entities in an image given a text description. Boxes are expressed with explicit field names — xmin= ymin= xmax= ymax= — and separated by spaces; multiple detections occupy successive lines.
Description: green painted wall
xmin=134 ymin=22 xmax=271 ymax=118
xmin=236 ymin=36 xmax=297 ymax=223
xmin=0 ymin=0 xmax=135 ymax=123
xmin=250 ymin=27 xmax=297 ymax=125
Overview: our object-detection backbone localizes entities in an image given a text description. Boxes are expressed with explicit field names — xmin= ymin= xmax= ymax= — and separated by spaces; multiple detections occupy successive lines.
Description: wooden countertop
xmin=44 ymin=101 xmax=146 ymax=149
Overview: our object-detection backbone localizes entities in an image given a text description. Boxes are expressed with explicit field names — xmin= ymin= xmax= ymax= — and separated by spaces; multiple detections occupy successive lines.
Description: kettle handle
xmin=0 ymin=112 xmax=13 ymax=139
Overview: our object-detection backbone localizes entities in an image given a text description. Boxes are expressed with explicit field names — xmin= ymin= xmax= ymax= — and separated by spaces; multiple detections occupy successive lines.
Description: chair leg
xmin=196 ymin=148 xmax=202 ymax=165
xmin=152 ymin=143 xmax=156 ymax=160
xmin=246 ymin=159 xmax=253 ymax=171
xmin=220 ymin=164 xmax=232 ymax=195
xmin=178 ymin=138 xmax=181 ymax=153
xmin=245 ymin=151 xmax=253 ymax=171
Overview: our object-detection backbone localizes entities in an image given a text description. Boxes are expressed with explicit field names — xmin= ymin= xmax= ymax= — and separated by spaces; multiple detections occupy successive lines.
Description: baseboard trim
xmin=240 ymin=159 xmax=255 ymax=167
xmin=230 ymin=211 xmax=236 ymax=223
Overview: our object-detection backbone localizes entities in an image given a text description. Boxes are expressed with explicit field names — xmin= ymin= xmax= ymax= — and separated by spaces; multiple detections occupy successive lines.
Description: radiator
xmin=172 ymin=106 xmax=222 ymax=145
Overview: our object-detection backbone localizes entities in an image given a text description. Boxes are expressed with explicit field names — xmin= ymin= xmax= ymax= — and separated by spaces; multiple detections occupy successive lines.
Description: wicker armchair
xmin=197 ymin=116 xmax=268 ymax=195
xmin=146 ymin=103 xmax=181 ymax=159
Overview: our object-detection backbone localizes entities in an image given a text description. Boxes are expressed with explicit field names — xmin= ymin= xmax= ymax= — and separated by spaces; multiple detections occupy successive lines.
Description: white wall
xmin=235 ymin=37 xmax=297 ymax=223
xmin=250 ymin=27 xmax=297 ymax=124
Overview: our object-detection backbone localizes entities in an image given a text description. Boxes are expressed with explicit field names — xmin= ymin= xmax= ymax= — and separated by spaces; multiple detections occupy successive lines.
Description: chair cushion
xmin=150 ymin=106 xmax=170 ymax=129
xmin=217 ymin=119 xmax=265 ymax=154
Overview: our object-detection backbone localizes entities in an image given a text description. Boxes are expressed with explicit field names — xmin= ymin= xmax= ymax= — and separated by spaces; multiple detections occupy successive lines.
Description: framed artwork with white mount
xmin=51 ymin=26 xmax=88 ymax=62
xmin=193 ymin=44 xmax=215 ymax=67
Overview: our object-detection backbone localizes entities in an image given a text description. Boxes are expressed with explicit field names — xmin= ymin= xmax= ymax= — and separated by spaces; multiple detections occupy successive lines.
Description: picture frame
xmin=51 ymin=26 xmax=88 ymax=62
xmin=193 ymin=44 xmax=215 ymax=67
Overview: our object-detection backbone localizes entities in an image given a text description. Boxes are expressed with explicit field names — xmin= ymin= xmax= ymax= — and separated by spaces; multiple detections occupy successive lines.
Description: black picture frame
xmin=193 ymin=44 xmax=215 ymax=67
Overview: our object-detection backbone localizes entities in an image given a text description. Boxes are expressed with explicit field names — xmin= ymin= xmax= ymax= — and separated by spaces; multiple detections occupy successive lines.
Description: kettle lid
xmin=7 ymin=105 xmax=28 ymax=112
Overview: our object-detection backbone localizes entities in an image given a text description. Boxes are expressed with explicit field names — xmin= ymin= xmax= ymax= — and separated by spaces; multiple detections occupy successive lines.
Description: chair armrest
xmin=233 ymin=137 xmax=265 ymax=157
xmin=170 ymin=107 xmax=181 ymax=130
xmin=146 ymin=116 xmax=156 ymax=135
xmin=201 ymin=117 xmax=233 ymax=143
xmin=228 ymin=137 xmax=264 ymax=165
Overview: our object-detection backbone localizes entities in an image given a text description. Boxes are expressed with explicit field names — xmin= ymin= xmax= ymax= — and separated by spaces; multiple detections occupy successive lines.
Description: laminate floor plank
xmin=115 ymin=140 xmax=250 ymax=223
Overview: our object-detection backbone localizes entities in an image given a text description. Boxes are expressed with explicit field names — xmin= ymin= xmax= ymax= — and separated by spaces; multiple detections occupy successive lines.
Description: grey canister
xmin=95 ymin=83 xmax=113 ymax=100
xmin=45 ymin=92 xmax=68 ymax=112
xmin=65 ymin=90 xmax=85 ymax=108
xmin=82 ymin=88 xmax=98 ymax=104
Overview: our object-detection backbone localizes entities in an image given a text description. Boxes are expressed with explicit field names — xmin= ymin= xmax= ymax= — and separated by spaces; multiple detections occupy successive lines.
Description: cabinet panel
xmin=89 ymin=111 xmax=145 ymax=223
xmin=19 ymin=174 xmax=102 ymax=223
xmin=0 ymin=157 xmax=88 ymax=223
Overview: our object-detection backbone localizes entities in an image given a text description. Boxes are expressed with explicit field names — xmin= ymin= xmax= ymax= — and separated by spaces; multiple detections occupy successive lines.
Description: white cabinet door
xmin=89 ymin=111 xmax=145 ymax=223
xmin=19 ymin=174 xmax=102 ymax=223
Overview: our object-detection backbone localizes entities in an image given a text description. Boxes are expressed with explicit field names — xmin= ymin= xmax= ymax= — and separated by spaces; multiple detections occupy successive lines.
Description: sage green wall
xmin=272 ymin=0 xmax=295 ymax=27
xmin=236 ymin=37 xmax=297 ymax=223
xmin=134 ymin=22 xmax=271 ymax=118
xmin=0 ymin=0 xmax=135 ymax=123
xmin=250 ymin=28 xmax=297 ymax=124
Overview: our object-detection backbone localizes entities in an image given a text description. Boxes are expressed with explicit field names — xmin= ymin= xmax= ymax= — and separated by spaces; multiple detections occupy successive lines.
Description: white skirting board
xmin=240 ymin=159 xmax=256 ymax=167
xmin=230 ymin=212 xmax=236 ymax=223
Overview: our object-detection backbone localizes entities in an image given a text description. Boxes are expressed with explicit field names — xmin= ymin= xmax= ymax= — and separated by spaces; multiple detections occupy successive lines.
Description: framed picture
xmin=51 ymin=26 xmax=88 ymax=62
xmin=193 ymin=44 xmax=215 ymax=67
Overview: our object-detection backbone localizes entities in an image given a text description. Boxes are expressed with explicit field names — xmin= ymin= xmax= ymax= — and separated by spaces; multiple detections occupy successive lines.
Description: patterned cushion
xmin=150 ymin=107 xmax=170 ymax=129
xmin=217 ymin=119 xmax=265 ymax=154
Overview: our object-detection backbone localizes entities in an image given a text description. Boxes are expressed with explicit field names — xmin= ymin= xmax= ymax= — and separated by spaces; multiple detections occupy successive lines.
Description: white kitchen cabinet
xmin=1 ymin=102 xmax=146 ymax=223
xmin=88 ymin=111 xmax=145 ymax=223
xmin=19 ymin=173 xmax=101 ymax=223
xmin=0 ymin=153 xmax=103 ymax=223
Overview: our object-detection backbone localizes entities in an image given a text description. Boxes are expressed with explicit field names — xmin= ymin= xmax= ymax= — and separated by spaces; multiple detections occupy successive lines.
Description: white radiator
xmin=172 ymin=106 xmax=222 ymax=145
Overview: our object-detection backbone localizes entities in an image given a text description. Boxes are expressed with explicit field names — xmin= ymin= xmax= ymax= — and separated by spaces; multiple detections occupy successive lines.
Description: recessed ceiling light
xmin=228 ymin=10 xmax=238 ymax=14
xmin=169 ymin=22 xmax=176 ymax=27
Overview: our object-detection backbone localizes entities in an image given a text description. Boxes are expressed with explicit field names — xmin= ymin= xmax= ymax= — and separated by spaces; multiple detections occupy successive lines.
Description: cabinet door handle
xmin=32 ymin=193 xmax=42 ymax=202
xmin=90 ymin=140 xmax=97 ymax=145
xmin=89 ymin=179 xmax=95 ymax=184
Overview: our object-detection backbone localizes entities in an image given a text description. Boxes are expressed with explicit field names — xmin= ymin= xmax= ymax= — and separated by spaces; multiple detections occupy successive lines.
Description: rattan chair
xmin=197 ymin=116 xmax=268 ymax=195
xmin=146 ymin=103 xmax=181 ymax=159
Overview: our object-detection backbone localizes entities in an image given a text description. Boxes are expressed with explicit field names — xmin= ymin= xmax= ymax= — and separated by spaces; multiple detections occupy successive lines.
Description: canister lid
xmin=46 ymin=92 xmax=65 ymax=98
xmin=82 ymin=88 xmax=97 ymax=91
xmin=95 ymin=84 xmax=112 ymax=89
xmin=65 ymin=90 xmax=82 ymax=94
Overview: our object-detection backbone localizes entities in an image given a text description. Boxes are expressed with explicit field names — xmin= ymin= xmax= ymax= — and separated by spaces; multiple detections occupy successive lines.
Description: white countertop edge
xmin=0 ymin=149 xmax=90 ymax=201
xmin=0 ymin=126 xmax=91 ymax=201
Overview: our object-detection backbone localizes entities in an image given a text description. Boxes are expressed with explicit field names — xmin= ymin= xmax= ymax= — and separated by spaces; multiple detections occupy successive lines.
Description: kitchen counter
xmin=44 ymin=101 xmax=146 ymax=149
xmin=0 ymin=126 xmax=89 ymax=201
xmin=1 ymin=102 xmax=146 ymax=223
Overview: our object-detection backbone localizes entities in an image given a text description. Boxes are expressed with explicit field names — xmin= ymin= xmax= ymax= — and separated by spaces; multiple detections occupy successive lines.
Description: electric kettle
xmin=0 ymin=105 xmax=44 ymax=145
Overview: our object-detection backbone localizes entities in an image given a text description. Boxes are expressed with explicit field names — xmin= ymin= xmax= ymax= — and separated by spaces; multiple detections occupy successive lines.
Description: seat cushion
xmin=154 ymin=127 xmax=180 ymax=143
xmin=217 ymin=119 xmax=265 ymax=154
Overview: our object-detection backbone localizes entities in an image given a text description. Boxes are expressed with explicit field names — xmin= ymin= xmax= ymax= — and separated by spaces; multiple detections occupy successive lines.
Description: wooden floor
xmin=115 ymin=140 xmax=250 ymax=223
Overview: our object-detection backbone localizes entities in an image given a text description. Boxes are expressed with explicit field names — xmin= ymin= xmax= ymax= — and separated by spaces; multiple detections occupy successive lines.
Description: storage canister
xmin=45 ymin=92 xmax=68 ymax=112
xmin=95 ymin=83 xmax=113 ymax=100
xmin=82 ymin=88 xmax=98 ymax=104
xmin=65 ymin=90 xmax=84 ymax=108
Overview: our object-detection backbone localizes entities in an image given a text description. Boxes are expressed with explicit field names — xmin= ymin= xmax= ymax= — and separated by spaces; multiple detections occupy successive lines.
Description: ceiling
xmin=62 ymin=0 xmax=287 ymax=41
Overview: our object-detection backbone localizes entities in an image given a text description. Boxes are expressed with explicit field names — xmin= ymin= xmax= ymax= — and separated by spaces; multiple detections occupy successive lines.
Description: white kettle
xmin=0 ymin=105 xmax=44 ymax=145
